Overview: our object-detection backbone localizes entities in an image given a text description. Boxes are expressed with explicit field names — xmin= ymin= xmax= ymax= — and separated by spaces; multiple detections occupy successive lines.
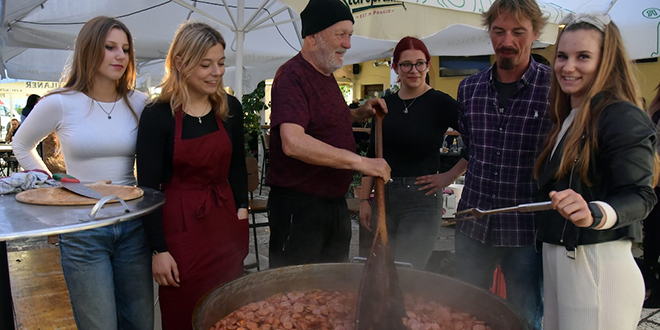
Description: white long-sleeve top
xmin=12 ymin=90 xmax=148 ymax=186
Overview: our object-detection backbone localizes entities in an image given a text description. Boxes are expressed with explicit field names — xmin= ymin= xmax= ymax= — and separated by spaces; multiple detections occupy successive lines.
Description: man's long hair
xmin=482 ymin=0 xmax=547 ymax=34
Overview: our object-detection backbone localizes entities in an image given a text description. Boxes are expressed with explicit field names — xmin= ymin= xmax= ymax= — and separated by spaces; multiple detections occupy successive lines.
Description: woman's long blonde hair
xmin=157 ymin=22 xmax=228 ymax=120
xmin=534 ymin=20 xmax=655 ymax=185
xmin=49 ymin=16 xmax=139 ymax=123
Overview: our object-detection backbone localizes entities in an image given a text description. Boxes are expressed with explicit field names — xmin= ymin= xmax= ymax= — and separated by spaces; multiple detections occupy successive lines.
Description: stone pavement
xmin=246 ymin=186 xmax=660 ymax=329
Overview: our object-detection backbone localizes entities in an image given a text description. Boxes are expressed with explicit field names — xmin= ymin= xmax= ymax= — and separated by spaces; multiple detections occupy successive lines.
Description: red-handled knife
xmin=53 ymin=173 xmax=104 ymax=199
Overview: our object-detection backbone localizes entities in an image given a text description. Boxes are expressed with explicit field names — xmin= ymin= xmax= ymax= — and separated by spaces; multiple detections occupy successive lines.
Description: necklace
xmin=189 ymin=113 xmax=203 ymax=124
xmin=402 ymin=96 xmax=418 ymax=114
xmin=185 ymin=109 xmax=211 ymax=124
xmin=94 ymin=97 xmax=117 ymax=119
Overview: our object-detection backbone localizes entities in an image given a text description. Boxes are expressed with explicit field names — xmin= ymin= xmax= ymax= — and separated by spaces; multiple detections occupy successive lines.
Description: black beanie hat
xmin=301 ymin=0 xmax=354 ymax=38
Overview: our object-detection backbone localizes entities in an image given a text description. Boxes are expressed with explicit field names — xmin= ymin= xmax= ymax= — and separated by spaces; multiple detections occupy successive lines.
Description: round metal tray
xmin=0 ymin=186 xmax=165 ymax=241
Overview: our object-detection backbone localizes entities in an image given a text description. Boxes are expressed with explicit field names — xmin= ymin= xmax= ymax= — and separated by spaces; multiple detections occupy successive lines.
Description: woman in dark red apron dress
xmin=157 ymin=110 xmax=248 ymax=329
xmin=137 ymin=22 xmax=249 ymax=329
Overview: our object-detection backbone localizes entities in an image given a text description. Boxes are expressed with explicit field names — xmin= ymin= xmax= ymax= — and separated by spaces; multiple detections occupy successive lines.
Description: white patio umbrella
xmin=0 ymin=0 xmax=568 ymax=93
xmin=0 ymin=0 xmax=306 ymax=95
xmin=281 ymin=0 xmax=564 ymax=57
xmin=549 ymin=0 xmax=660 ymax=60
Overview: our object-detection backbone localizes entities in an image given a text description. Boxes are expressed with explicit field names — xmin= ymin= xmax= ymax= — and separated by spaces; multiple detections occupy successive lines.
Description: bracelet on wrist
xmin=360 ymin=198 xmax=371 ymax=203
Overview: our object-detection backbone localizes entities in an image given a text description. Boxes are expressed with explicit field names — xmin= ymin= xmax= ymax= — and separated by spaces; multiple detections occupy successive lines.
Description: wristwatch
xmin=587 ymin=203 xmax=604 ymax=229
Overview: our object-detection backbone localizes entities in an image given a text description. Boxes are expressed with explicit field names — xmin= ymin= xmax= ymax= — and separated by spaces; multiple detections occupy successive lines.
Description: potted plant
xmin=242 ymin=80 xmax=269 ymax=157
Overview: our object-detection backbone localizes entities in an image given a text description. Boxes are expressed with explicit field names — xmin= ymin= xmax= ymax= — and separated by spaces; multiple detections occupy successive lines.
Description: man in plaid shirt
xmin=447 ymin=0 xmax=553 ymax=329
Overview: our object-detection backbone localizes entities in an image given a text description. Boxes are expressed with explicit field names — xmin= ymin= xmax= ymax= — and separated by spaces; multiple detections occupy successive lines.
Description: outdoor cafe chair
xmin=244 ymin=156 xmax=269 ymax=271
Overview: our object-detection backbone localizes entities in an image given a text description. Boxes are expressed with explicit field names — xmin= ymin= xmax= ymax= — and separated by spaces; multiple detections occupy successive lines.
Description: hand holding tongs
xmin=454 ymin=201 xmax=553 ymax=221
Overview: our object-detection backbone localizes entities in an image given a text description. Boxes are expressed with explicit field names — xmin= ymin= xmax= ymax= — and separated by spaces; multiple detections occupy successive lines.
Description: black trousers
xmin=0 ymin=242 xmax=14 ymax=329
xmin=267 ymin=187 xmax=351 ymax=268
xmin=643 ymin=187 xmax=660 ymax=285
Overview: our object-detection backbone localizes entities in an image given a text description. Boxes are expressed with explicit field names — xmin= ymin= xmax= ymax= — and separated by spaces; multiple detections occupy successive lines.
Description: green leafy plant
xmin=242 ymin=80 xmax=269 ymax=154
xmin=349 ymin=150 xmax=367 ymax=197
xmin=339 ymin=84 xmax=352 ymax=103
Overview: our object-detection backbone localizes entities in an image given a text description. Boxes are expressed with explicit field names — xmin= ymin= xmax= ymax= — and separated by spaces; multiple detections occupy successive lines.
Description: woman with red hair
xmin=359 ymin=36 xmax=462 ymax=269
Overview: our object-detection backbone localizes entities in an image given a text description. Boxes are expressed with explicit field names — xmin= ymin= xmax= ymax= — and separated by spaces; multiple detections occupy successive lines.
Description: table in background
xmin=0 ymin=144 xmax=15 ymax=177
xmin=352 ymin=127 xmax=370 ymax=134
xmin=352 ymin=127 xmax=371 ymax=154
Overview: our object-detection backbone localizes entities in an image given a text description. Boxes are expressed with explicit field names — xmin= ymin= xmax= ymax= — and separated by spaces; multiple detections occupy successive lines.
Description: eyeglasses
xmin=398 ymin=61 xmax=429 ymax=73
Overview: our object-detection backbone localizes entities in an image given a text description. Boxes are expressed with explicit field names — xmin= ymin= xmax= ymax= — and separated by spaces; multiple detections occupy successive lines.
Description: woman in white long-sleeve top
xmin=12 ymin=16 xmax=152 ymax=330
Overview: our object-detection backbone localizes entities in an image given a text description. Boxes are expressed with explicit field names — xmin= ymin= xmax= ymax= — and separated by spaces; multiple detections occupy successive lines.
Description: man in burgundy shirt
xmin=266 ymin=0 xmax=390 ymax=268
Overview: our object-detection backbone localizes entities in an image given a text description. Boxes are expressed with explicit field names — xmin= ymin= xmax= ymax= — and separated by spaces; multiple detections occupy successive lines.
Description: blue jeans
xmin=59 ymin=220 xmax=153 ymax=330
xmin=371 ymin=177 xmax=441 ymax=269
xmin=455 ymin=231 xmax=543 ymax=330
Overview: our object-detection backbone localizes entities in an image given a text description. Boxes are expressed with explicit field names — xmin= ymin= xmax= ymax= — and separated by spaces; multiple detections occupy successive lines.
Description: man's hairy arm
xmin=280 ymin=123 xmax=390 ymax=180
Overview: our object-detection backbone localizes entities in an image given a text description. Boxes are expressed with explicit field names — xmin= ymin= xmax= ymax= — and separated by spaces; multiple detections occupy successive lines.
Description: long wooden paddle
xmin=355 ymin=111 xmax=407 ymax=330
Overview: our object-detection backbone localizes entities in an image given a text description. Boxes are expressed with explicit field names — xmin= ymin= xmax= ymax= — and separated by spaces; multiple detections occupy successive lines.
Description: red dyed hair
xmin=392 ymin=36 xmax=430 ymax=65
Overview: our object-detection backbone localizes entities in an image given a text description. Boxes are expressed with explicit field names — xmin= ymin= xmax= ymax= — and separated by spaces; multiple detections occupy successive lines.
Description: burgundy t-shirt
xmin=265 ymin=53 xmax=355 ymax=198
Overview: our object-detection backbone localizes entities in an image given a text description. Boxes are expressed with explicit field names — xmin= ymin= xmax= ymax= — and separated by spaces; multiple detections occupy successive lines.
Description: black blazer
xmin=536 ymin=101 xmax=657 ymax=249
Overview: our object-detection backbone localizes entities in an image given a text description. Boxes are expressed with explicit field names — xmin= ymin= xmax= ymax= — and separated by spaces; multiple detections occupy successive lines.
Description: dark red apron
xmin=159 ymin=111 xmax=248 ymax=330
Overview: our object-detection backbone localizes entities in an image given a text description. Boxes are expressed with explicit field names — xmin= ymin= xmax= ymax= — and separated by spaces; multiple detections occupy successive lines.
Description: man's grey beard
xmin=315 ymin=34 xmax=345 ymax=73
xmin=324 ymin=55 xmax=343 ymax=73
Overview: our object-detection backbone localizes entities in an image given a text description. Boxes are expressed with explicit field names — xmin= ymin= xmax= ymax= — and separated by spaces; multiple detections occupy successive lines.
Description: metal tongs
xmin=454 ymin=201 xmax=553 ymax=221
